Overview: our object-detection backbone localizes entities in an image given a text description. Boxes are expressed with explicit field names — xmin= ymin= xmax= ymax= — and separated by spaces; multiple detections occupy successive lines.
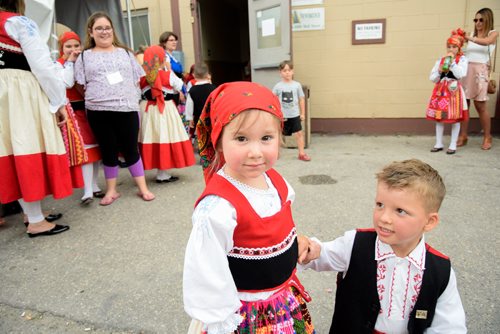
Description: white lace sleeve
xmin=5 ymin=16 xmax=66 ymax=113
xmin=183 ymin=195 xmax=244 ymax=334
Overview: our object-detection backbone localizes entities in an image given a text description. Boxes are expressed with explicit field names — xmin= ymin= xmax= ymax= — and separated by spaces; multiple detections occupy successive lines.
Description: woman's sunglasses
xmin=473 ymin=18 xmax=484 ymax=23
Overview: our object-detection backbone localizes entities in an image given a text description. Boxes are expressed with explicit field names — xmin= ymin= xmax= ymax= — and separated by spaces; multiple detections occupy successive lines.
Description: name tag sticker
xmin=416 ymin=310 xmax=428 ymax=319
xmin=106 ymin=71 xmax=123 ymax=85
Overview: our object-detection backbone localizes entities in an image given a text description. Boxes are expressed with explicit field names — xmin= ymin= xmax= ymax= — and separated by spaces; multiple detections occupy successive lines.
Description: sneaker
xmin=298 ymin=153 xmax=311 ymax=161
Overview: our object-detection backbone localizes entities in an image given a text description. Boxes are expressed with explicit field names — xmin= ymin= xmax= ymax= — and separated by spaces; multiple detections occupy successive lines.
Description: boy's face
xmin=279 ymin=65 xmax=293 ymax=81
xmin=372 ymin=181 xmax=438 ymax=257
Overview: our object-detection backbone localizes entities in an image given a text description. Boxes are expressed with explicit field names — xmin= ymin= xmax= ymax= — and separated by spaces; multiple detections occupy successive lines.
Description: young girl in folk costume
xmin=426 ymin=29 xmax=468 ymax=154
xmin=57 ymin=31 xmax=103 ymax=205
xmin=139 ymin=45 xmax=195 ymax=183
xmin=183 ymin=82 xmax=315 ymax=334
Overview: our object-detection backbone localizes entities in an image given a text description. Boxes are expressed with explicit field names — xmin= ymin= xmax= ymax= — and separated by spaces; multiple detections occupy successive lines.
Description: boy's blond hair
xmin=376 ymin=159 xmax=446 ymax=212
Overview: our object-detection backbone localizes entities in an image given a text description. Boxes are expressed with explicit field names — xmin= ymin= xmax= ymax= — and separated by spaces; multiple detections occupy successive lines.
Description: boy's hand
xmin=300 ymin=239 xmax=321 ymax=265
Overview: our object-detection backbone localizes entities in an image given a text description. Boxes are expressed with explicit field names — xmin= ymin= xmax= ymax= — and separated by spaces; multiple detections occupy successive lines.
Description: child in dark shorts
xmin=273 ymin=60 xmax=311 ymax=161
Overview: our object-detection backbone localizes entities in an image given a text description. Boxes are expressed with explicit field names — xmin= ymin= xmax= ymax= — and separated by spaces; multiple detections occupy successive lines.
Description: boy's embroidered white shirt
xmin=374 ymin=236 xmax=426 ymax=333
xmin=303 ymin=230 xmax=466 ymax=334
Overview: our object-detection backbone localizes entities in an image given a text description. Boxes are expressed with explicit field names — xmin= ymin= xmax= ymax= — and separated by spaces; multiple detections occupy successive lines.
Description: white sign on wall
xmin=292 ymin=8 xmax=325 ymax=31
xmin=292 ymin=0 xmax=324 ymax=6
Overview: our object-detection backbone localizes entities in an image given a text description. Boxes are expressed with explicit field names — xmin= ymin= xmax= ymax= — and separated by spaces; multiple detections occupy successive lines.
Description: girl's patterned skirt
xmin=188 ymin=286 xmax=315 ymax=334
xmin=426 ymin=79 xmax=469 ymax=123
xmin=238 ymin=286 xmax=315 ymax=334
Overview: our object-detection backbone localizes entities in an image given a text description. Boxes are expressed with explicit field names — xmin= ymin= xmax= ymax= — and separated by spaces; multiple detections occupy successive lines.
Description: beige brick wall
xmin=124 ymin=0 xmax=499 ymax=119
xmin=292 ymin=0 xmax=500 ymax=119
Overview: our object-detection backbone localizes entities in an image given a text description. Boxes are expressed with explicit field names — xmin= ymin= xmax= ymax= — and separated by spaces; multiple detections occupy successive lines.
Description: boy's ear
xmin=424 ymin=212 xmax=439 ymax=232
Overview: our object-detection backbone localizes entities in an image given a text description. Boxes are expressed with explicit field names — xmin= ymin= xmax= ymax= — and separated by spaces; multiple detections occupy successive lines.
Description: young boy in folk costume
xmin=138 ymin=45 xmax=195 ymax=183
xmin=301 ymin=159 xmax=466 ymax=333
xmin=184 ymin=82 xmax=315 ymax=334
xmin=57 ymin=31 xmax=103 ymax=205
xmin=426 ymin=29 xmax=468 ymax=155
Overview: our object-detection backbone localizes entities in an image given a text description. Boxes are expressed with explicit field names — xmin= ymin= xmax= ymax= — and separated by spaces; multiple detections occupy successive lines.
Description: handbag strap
xmin=487 ymin=31 xmax=497 ymax=73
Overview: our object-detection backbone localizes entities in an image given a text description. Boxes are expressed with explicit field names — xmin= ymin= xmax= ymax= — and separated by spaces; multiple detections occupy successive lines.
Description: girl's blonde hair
xmin=474 ymin=8 xmax=495 ymax=37
xmin=211 ymin=109 xmax=283 ymax=175
xmin=83 ymin=11 xmax=131 ymax=52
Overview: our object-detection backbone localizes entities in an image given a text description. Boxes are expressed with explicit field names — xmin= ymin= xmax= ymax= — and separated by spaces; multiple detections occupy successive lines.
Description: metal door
xmin=248 ymin=0 xmax=291 ymax=89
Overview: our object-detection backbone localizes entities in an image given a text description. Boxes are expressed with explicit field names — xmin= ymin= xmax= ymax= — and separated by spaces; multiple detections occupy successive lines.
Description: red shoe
xmin=298 ymin=153 xmax=311 ymax=161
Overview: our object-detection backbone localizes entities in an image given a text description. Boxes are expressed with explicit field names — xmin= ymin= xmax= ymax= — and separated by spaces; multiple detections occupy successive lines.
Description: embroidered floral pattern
xmin=229 ymin=228 xmax=296 ymax=260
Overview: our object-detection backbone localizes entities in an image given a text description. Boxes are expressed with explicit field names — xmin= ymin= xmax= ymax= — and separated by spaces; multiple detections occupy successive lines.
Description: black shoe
xmin=27 ymin=224 xmax=69 ymax=238
xmin=446 ymin=149 xmax=456 ymax=155
xmin=81 ymin=197 xmax=94 ymax=205
xmin=155 ymin=176 xmax=180 ymax=183
xmin=92 ymin=191 xmax=105 ymax=198
xmin=45 ymin=213 xmax=63 ymax=222
xmin=430 ymin=147 xmax=443 ymax=153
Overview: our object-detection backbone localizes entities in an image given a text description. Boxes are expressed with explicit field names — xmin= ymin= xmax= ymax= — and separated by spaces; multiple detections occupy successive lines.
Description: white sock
xmin=92 ymin=161 xmax=101 ymax=192
xmin=18 ymin=199 xmax=44 ymax=224
xmin=449 ymin=123 xmax=460 ymax=150
xmin=434 ymin=123 xmax=444 ymax=149
xmin=82 ymin=163 xmax=94 ymax=200
xmin=156 ymin=170 xmax=172 ymax=180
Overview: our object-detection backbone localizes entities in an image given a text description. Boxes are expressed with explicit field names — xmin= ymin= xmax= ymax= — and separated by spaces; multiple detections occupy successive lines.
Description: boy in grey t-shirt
xmin=272 ymin=60 xmax=311 ymax=161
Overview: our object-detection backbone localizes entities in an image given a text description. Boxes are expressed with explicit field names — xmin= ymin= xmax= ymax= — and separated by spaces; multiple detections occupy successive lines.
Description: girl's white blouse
xmin=4 ymin=15 xmax=66 ymax=113
xmin=183 ymin=168 xmax=295 ymax=334
xmin=429 ymin=55 xmax=468 ymax=83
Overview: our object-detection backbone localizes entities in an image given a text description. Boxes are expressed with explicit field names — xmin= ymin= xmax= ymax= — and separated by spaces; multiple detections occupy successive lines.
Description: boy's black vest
xmin=189 ymin=83 xmax=216 ymax=126
xmin=330 ymin=230 xmax=451 ymax=334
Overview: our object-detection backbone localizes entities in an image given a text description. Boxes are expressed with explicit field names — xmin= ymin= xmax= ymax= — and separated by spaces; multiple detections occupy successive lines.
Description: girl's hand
xmin=67 ymin=50 xmax=81 ymax=62
xmin=179 ymin=92 xmax=186 ymax=103
xmin=56 ymin=106 xmax=68 ymax=126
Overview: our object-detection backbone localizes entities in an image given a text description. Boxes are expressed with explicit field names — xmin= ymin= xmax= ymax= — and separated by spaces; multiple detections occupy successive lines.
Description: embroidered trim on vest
xmin=229 ymin=227 xmax=297 ymax=260
xmin=0 ymin=40 xmax=21 ymax=53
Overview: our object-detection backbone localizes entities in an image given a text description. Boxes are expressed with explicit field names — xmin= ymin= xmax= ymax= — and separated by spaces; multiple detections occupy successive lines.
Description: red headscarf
xmin=142 ymin=45 xmax=166 ymax=113
xmin=196 ymin=81 xmax=283 ymax=183
xmin=58 ymin=31 xmax=80 ymax=58
xmin=447 ymin=28 xmax=466 ymax=60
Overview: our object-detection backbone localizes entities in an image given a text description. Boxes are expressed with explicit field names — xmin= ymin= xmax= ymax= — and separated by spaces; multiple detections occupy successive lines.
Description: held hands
xmin=55 ymin=106 xmax=68 ymax=126
xmin=179 ymin=92 xmax=186 ymax=103
xmin=297 ymin=235 xmax=321 ymax=265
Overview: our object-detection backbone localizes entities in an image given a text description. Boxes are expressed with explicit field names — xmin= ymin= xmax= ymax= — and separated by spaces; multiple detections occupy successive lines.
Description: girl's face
xmin=446 ymin=44 xmax=459 ymax=56
xmin=62 ymin=39 xmax=81 ymax=58
xmin=219 ymin=110 xmax=281 ymax=188
xmin=90 ymin=17 xmax=114 ymax=49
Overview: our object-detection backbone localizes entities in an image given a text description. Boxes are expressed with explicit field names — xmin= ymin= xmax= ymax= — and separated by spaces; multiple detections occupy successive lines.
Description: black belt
xmin=144 ymin=93 xmax=176 ymax=101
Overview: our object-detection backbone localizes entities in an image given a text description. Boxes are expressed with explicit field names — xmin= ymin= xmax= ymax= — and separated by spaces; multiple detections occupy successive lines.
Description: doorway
xmin=194 ymin=0 xmax=251 ymax=86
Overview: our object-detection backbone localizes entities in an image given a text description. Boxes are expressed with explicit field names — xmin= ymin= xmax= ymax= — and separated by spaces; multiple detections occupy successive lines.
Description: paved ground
xmin=1 ymin=134 xmax=499 ymax=333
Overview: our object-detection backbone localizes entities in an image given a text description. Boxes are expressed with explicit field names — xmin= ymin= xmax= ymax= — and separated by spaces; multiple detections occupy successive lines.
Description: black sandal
xmin=430 ymin=147 xmax=443 ymax=153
